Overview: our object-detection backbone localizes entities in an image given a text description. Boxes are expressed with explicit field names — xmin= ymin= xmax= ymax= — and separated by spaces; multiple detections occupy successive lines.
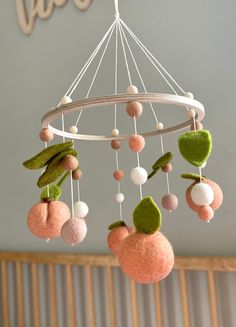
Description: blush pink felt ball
xmin=126 ymin=101 xmax=143 ymax=118
xmin=61 ymin=217 xmax=87 ymax=245
xmin=27 ymin=201 xmax=70 ymax=240
xmin=113 ymin=170 xmax=124 ymax=181
xmin=107 ymin=226 xmax=133 ymax=255
xmin=161 ymin=194 xmax=178 ymax=211
xmin=128 ymin=135 xmax=145 ymax=152
xmin=118 ymin=231 xmax=174 ymax=283
xmin=186 ymin=179 xmax=223 ymax=212
xmin=197 ymin=205 xmax=214 ymax=221
xmin=60 ymin=155 xmax=79 ymax=171
xmin=39 ymin=128 xmax=54 ymax=142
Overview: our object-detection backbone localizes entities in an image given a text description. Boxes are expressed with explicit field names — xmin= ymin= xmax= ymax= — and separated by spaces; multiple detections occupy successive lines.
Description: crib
xmin=0 ymin=252 xmax=235 ymax=327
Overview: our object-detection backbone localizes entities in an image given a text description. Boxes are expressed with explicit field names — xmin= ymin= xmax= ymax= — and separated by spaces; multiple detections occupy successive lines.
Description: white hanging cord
xmin=74 ymin=22 xmax=116 ymax=127
xmin=114 ymin=0 xmax=120 ymax=19
xmin=44 ymin=141 xmax=50 ymax=198
xmin=192 ymin=114 xmax=203 ymax=182
xmin=70 ymin=171 xmax=75 ymax=217
xmin=118 ymin=22 xmax=132 ymax=85
xmin=120 ymin=22 xmax=171 ymax=195
xmin=120 ymin=19 xmax=185 ymax=94
xmin=65 ymin=20 xmax=116 ymax=97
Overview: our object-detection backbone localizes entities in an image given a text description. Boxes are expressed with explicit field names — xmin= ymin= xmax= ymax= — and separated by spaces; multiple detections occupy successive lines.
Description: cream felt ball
xmin=118 ymin=231 xmax=174 ymax=283
xmin=107 ymin=226 xmax=133 ymax=255
xmin=74 ymin=201 xmax=89 ymax=218
xmin=61 ymin=218 xmax=87 ymax=244
xmin=60 ymin=96 xmax=72 ymax=105
xmin=131 ymin=167 xmax=148 ymax=185
xmin=190 ymin=183 xmax=214 ymax=206
xmin=128 ymin=135 xmax=145 ymax=152
xmin=27 ymin=201 xmax=70 ymax=240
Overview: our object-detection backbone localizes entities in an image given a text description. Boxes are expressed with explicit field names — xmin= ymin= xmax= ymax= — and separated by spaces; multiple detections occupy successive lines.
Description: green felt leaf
xmin=108 ymin=221 xmax=127 ymax=230
xmin=40 ymin=185 xmax=62 ymax=201
xmin=178 ymin=130 xmax=212 ymax=167
xmin=133 ymin=197 xmax=162 ymax=234
xmin=181 ymin=173 xmax=206 ymax=181
xmin=152 ymin=152 xmax=173 ymax=171
xmin=37 ymin=149 xmax=77 ymax=188
xmin=57 ymin=171 xmax=70 ymax=187
xmin=23 ymin=141 xmax=73 ymax=170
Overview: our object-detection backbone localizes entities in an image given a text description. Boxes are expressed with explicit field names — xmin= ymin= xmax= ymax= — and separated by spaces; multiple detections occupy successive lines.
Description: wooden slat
xmin=1 ymin=261 xmax=10 ymax=327
xmin=65 ymin=265 xmax=76 ymax=327
xmin=154 ymin=283 xmax=163 ymax=327
xmin=208 ymin=270 xmax=219 ymax=327
xmin=129 ymin=280 xmax=139 ymax=327
xmin=107 ymin=266 xmax=116 ymax=327
xmin=47 ymin=263 xmax=58 ymax=327
xmin=15 ymin=262 xmax=25 ymax=327
xmin=85 ymin=265 xmax=96 ymax=327
xmin=179 ymin=269 xmax=190 ymax=327
xmin=30 ymin=263 xmax=41 ymax=327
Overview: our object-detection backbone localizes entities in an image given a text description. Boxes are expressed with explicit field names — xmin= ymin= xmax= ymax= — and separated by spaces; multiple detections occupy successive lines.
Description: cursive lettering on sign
xmin=16 ymin=0 xmax=93 ymax=35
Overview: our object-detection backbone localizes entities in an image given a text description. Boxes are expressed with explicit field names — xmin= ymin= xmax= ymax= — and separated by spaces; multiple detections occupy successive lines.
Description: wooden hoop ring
xmin=41 ymin=93 xmax=205 ymax=141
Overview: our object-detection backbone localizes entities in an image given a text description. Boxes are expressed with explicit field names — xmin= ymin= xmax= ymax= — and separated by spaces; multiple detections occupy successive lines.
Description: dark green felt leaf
xmin=152 ymin=152 xmax=173 ymax=171
xmin=108 ymin=221 xmax=127 ymax=230
xmin=181 ymin=173 xmax=206 ymax=181
xmin=147 ymin=168 xmax=160 ymax=179
xmin=40 ymin=185 xmax=62 ymax=201
xmin=133 ymin=197 xmax=162 ymax=234
xmin=37 ymin=149 xmax=77 ymax=188
xmin=23 ymin=141 xmax=73 ymax=170
xmin=178 ymin=130 xmax=212 ymax=166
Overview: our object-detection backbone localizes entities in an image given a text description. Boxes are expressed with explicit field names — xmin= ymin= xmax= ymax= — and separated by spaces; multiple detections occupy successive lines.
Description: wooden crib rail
xmin=0 ymin=253 xmax=236 ymax=327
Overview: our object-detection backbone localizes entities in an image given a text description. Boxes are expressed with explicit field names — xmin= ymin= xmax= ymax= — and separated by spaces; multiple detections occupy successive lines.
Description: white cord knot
xmin=115 ymin=12 xmax=120 ymax=19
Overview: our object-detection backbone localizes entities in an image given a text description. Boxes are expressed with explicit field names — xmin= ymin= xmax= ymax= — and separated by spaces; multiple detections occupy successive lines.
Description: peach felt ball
xmin=39 ymin=128 xmax=54 ymax=142
xmin=72 ymin=168 xmax=83 ymax=180
xmin=61 ymin=217 xmax=87 ymax=245
xmin=27 ymin=201 xmax=70 ymax=239
xmin=128 ymin=135 xmax=145 ymax=152
xmin=60 ymin=155 xmax=79 ymax=171
xmin=186 ymin=179 xmax=223 ymax=212
xmin=118 ymin=231 xmax=174 ymax=283
xmin=197 ymin=205 xmax=214 ymax=221
xmin=107 ymin=225 xmax=134 ymax=255
xmin=113 ymin=170 xmax=124 ymax=181
xmin=161 ymin=194 xmax=178 ymax=211
xmin=126 ymin=102 xmax=143 ymax=118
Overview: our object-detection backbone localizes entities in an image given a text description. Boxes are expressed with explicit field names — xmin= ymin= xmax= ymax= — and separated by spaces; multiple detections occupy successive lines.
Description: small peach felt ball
xmin=72 ymin=168 xmax=83 ymax=180
xmin=111 ymin=140 xmax=121 ymax=150
xmin=197 ymin=205 xmax=214 ymax=221
xmin=39 ymin=128 xmax=54 ymax=142
xmin=126 ymin=102 xmax=143 ymax=118
xmin=118 ymin=231 xmax=174 ymax=283
xmin=128 ymin=135 xmax=145 ymax=152
xmin=113 ymin=170 xmax=124 ymax=181
xmin=107 ymin=226 xmax=134 ymax=255
xmin=60 ymin=155 xmax=79 ymax=171
xmin=61 ymin=217 xmax=87 ymax=245
xmin=162 ymin=163 xmax=172 ymax=173
xmin=161 ymin=194 xmax=178 ymax=211
xmin=27 ymin=200 xmax=70 ymax=240
xmin=191 ymin=122 xmax=203 ymax=131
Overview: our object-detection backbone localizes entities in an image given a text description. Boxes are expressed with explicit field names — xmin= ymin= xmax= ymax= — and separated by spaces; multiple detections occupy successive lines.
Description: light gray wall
xmin=0 ymin=0 xmax=235 ymax=254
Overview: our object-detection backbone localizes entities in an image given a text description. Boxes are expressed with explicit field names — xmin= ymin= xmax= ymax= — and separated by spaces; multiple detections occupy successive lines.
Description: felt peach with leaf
xmin=107 ymin=221 xmax=134 ymax=255
xmin=118 ymin=197 xmax=174 ymax=283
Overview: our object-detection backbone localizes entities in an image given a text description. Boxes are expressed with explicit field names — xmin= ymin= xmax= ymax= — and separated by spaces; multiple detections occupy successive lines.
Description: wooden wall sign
xmin=16 ymin=0 xmax=93 ymax=35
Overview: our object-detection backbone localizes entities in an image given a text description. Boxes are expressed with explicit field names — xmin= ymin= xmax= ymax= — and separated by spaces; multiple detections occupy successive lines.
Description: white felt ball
xmin=74 ymin=201 xmax=89 ymax=218
xmin=116 ymin=193 xmax=125 ymax=203
xmin=191 ymin=183 xmax=214 ymax=206
xmin=130 ymin=167 xmax=148 ymax=185
xmin=200 ymin=161 xmax=207 ymax=168
xmin=69 ymin=125 xmax=78 ymax=134
xmin=126 ymin=85 xmax=138 ymax=94
xmin=184 ymin=92 xmax=194 ymax=99
xmin=156 ymin=122 xmax=164 ymax=130
xmin=60 ymin=96 xmax=72 ymax=105
xmin=187 ymin=109 xmax=196 ymax=118
xmin=112 ymin=128 xmax=119 ymax=136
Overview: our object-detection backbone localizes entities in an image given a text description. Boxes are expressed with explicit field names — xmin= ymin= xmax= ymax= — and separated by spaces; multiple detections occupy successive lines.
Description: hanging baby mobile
xmin=23 ymin=0 xmax=223 ymax=284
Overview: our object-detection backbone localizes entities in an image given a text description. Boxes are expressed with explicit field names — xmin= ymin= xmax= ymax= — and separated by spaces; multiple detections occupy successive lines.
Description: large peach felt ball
xmin=186 ymin=179 xmax=223 ymax=212
xmin=107 ymin=226 xmax=134 ymax=255
xmin=118 ymin=231 xmax=174 ymax=283
xmin=27 ymin=201 xmax=70 ymax=240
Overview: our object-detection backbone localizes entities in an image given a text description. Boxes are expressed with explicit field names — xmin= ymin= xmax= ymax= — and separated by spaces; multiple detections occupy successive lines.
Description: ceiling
xmin=0 ymin=0 xmax=235 ymax=255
